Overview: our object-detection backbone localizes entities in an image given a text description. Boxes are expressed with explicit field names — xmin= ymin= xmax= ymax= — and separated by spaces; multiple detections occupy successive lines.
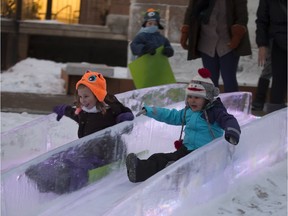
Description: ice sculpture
xmin=1 ymin=84 xmax=186 ymax=171
xmin=1 ymin=90 xmax=265 ymax=216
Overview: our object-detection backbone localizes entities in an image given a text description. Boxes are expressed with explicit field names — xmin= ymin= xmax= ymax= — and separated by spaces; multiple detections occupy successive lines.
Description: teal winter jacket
xmin=144 ymin=98 xmax=241 ymax=150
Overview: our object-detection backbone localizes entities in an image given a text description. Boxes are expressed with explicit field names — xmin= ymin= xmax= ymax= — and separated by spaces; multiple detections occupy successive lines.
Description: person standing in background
xmin=180 ymin=0 xmax=252 ymax=93
xmin=256 ymin=0 xmax=287 ymax=113
xmin=252 ymin=43 xmax=272 ymax=111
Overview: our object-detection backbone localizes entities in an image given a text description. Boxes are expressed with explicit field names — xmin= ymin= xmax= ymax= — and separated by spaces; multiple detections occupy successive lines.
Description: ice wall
xmin=1 ymin=115 xmax=78 ymax=171
xmin=1 ymin=92 xmax=254 ymax=216
xmin=104 ymin=108 xmax=287 ymax=216
xmin=1 ymin=84 xmax=186 ymax=171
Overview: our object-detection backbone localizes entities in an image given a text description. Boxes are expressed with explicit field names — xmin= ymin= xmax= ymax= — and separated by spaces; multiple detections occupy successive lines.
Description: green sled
xmin=88 ymin=150 xmax=149 ymax=183
xmin=128 ymin=46 xmax=176 ymax=89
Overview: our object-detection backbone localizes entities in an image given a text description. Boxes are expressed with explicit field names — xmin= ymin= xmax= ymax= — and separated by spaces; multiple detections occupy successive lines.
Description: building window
xmin=1 ymin=0 xmax=81 ymax=24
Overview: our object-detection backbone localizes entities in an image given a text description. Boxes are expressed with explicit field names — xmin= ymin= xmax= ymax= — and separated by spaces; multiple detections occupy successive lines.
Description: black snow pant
xmin=135 ymin=145 xmax=192 ymax=182
xmin=270 ymin=39 xmax=287 ymax=104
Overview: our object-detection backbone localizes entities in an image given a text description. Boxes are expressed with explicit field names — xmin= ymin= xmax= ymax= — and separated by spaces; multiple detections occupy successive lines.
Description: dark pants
xmin=135 ymin=146 xmax=192 ymax=182
xmin=201 ymin=51 xmax=240 ymax=93
xmin=270 ymin=41 xmax=287 ymax=104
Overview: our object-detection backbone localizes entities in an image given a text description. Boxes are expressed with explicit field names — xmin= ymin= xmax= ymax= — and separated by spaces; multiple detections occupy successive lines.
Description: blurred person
xmin=252 ymin=43 xmax=272 ymax=111
xmin=180 ymin=0 xmax=252 ymax=93
xmin=256 ymin=0 xmax=287 ymax=113
xmin=130 ymin=8 xmax=174 ymax=59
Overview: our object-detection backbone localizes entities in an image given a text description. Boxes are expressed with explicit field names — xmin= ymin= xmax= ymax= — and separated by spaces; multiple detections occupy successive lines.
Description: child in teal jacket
xmin=126 ymin=68 xmax=241 ymax=183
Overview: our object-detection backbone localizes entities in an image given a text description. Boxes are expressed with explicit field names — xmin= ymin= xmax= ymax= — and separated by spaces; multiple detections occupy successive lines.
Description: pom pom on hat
xmin=76 ymin=71 xmax=107 ymax=102
xmin=142 ymin=8 xmax=164 ymax=29
xmin=186 ymin=68 xmax=219 ymax=101
xmin=198 ymin=68 xmax=211 ymax=78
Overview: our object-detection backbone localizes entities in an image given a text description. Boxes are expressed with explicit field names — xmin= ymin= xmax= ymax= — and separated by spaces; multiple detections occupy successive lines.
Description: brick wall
xmin=110 ymin=0 xmax=130 ymax=15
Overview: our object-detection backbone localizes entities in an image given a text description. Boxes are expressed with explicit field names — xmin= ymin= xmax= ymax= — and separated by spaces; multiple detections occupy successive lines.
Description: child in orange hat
xmin=53 ymin=70 xmax=134 ymax=138
xmin=25 ymin=71 xmax=134 ymax=195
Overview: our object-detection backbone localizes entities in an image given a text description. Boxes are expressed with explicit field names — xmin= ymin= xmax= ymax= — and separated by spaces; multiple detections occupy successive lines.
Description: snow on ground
xmin=1 ymin=112 xmax=43 ymax=132
xmin=1 ymin=58 xmax=66 ymax=94
xmin=177 ymin=159 xmax=287 ymax=216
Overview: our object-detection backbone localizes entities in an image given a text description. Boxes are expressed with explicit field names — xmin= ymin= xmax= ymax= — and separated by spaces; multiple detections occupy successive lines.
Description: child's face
xmin=186 ymin=96 xmax=206 ymax=111
xmin=77 ymin=85 xmax=97 ymax=110
xmin=145 ymin=20 xmax=158 ymax=27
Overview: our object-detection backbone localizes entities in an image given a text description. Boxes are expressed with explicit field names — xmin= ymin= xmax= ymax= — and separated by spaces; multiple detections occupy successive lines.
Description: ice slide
xmin=1 ymin=86 xmax=286 ymax=216
xmin=1 ymin=84 xmax=187 ymax=172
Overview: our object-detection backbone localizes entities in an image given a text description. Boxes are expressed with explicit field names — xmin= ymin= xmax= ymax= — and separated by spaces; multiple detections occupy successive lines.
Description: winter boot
xmin=126 ymin=153 xmax=139 ymax=183
xmin=252 ymin=77 xmax=270 ymax=111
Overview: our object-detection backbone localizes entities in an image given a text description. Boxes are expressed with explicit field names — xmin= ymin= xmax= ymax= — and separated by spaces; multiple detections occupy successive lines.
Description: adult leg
xmin=219 ymin=51 xmax=240 ymax=92
xmin=252 ymin=77 xmax=270 ymax=111
xmin=260 ymin=44 xmax=272 ymax=80
xmin=267 ymin=41 xmax=287 ymax=112
xmin=200 ymin=52 xmax=220 ymax=87
xmin=252 ymin=44 xmax=272 ymax=111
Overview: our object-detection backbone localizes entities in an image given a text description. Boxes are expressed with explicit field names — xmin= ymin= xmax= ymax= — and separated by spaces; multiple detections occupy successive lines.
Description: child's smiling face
xmin=77 ymin=85 xmax=97 ymax=110
xmin=186 ymin=96 xmax=206 ymax=111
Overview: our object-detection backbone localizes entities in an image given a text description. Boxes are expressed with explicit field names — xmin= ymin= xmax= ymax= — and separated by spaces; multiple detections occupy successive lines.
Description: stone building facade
xmin=1 ymin=0 xmax=189 ymax=70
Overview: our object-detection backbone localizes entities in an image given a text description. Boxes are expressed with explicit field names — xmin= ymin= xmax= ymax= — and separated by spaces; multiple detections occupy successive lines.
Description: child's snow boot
xmin=126 ymin=153 xmax=139 ymax=183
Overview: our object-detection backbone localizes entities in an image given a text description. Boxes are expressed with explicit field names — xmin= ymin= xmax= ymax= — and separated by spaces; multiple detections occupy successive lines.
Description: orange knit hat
xmin=76 ymin=71 xmax=107 ymax=102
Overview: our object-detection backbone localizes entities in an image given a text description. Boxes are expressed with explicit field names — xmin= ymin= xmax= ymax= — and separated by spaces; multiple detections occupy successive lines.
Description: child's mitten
xmin=53 ymin=104 xmax=70 ymax=121
xmin=228 ymin=24 xmax=246 ymax=49
xmin=180 ymin=25 xmax=189 ymax=50
xmin=116 ymin=112 xmax=134 ymax=123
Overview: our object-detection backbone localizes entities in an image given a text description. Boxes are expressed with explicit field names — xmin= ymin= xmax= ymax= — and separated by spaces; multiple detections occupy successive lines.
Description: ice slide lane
xmin=37 ymin=108 xmax=287 ymax=216
xmin=2 ymin=91 xmax=278 ymax=216
xmin=105 ymin=108 xmax=287 ymax=216
xmin=1 ymin=84 xmax=188 ymax=172
xmin=1 ymin=84 xmax=252 ymax=172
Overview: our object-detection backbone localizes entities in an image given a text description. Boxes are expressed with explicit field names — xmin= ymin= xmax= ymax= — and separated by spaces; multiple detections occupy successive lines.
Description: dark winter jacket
xmin=144 ymin=98 xmax=241 ymax=150
xmin=183 ymin=0 xmax=252 ymax=60
xmin=64 ymin=95 xmax=133 ymax=138
xmin=256 ymin=0 xmax=287 ymax=50
xmin=130 ymin=31 xmax=174 ymax=57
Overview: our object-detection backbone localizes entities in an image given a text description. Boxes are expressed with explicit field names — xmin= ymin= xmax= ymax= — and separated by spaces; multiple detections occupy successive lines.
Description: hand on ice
xmin=225 ymin=128 xmax=240 ymax=145
xmin=225 ymin=135 xmax=239 ymax=145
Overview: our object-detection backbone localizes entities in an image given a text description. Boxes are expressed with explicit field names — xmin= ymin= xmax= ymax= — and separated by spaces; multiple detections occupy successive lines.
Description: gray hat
xmin=186 ymin=68 xmax=219 ymax=102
